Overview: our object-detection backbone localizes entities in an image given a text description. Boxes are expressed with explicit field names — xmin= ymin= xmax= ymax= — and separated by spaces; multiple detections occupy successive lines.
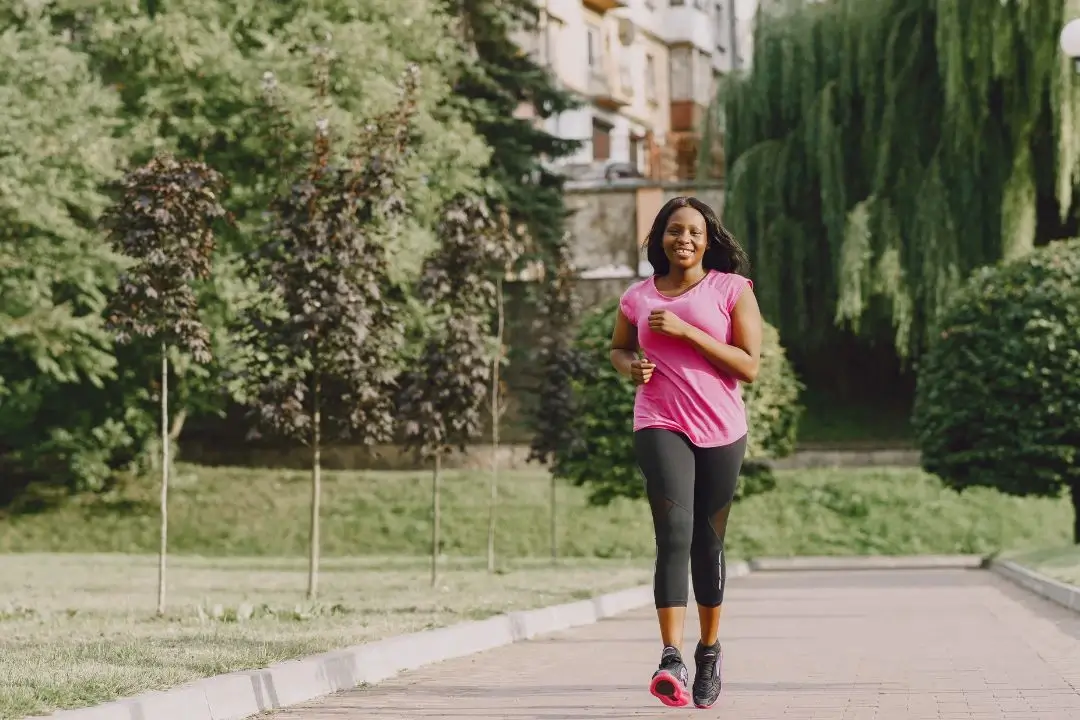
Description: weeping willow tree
xmin=718 ymin=0 xmax=1080 ymax=360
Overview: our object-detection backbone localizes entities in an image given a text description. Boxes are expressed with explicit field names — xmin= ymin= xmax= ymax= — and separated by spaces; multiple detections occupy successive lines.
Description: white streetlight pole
xmin=1062 ymin=19 xmax=1080 ymax=74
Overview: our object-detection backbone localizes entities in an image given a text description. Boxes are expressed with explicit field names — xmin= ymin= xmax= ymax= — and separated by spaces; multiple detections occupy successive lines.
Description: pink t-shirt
xmin=619 ymin=270 xmax=753 ymax=448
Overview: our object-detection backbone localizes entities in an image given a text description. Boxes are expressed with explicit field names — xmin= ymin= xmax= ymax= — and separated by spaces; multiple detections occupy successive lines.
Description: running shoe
xmin=649 ymin=645 xmax=690 ymax=707
xmin=692 ymin=640 xmax=723 ymax=709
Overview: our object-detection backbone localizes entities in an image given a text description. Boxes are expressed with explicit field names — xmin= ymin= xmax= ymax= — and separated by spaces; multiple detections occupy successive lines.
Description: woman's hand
xmin=630 ymin=358 xmax=655 ymax=385
xmin=648 ymin=309 xmax=691 ymax=339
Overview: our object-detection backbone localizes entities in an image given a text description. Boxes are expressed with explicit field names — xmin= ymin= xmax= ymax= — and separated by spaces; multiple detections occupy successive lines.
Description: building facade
xmin=517 ymin=0 xmax=755 ymax=182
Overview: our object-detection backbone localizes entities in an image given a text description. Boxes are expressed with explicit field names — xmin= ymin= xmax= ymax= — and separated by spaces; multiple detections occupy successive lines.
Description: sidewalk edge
xmin=38 ymin=562 xmax=751 ymax=720
xmin=988 ymin=557 xmax=1080 ymax=612
xmin=748 ymin=554 xmax=986 ymax=572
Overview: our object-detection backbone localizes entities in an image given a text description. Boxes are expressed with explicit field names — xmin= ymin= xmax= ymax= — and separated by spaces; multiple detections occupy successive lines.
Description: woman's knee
xmin=690 ymin=545 xmax=727 ymax=607
xmin=654 ymin=501 xmax=694 ymax=553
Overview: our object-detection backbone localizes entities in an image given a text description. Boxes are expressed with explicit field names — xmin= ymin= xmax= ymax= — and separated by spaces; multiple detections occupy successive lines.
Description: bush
xmin=912 ymin=239 xmax=1080 ymax=539
xmin=552 ymin=297 xmax=803 ymax=504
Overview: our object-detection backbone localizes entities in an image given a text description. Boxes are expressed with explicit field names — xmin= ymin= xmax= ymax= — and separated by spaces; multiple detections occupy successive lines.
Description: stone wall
xmin=562 ymin=179 xmax=726 ymax=276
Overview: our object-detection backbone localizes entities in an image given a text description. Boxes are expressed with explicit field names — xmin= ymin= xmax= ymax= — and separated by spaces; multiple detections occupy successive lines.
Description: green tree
xmin=102 ymin=155 xmax=227 ymax=615
xmin=34 ymin=0 xmax=489 ymax=267
xmin=238 ymin=56 xmax=415 ymax=600
xmin=443 ymin=0 xmax=582 ymax=559
xmin=719 ymin=0 xmax=1079 ymax=360
xmin=444 ymin=0 xmax=580 ymax=266
xmin=913 ymin=238 xmax=1080 ymax=541
xmin=0 ymin=12 xmax=139 ymax=498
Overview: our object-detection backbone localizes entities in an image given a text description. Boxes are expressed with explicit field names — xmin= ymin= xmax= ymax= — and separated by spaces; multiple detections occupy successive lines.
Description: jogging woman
xmin=609 ymin=196 xmax=761 ymax=709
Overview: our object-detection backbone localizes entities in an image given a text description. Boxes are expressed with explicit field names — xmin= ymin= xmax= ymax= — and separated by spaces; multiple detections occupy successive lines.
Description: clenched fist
xmin=648 ymin=309 xmax=691 ymax=338
xmin=630 ymin=358 xmax=655 ymax=385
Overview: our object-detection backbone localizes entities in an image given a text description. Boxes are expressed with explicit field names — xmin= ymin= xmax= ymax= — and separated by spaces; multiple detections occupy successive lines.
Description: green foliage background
xmin=0 ymin=0 xmax=490 ymax=495
xmin=718 ymin=0 xmax=1080 ymax=361
xmin=0 ymin=14 xmax=135 ymax=494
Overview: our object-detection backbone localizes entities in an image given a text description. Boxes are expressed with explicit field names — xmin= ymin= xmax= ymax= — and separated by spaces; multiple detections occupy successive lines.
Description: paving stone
xmin=271 ymin=569 xmax=1080 ymax=719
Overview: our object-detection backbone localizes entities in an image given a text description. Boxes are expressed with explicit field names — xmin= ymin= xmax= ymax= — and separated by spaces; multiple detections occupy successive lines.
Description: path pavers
xmin=271 ymin=569 xmax=1080 ymax=719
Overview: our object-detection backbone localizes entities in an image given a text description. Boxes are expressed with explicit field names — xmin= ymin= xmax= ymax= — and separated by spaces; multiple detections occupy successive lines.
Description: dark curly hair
xmin=644 ymin=196 xmax=749 ymax=276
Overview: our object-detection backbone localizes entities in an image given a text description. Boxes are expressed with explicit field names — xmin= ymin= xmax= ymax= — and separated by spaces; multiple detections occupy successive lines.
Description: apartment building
xmin=518 ymin=0 xmax=751 ymax=182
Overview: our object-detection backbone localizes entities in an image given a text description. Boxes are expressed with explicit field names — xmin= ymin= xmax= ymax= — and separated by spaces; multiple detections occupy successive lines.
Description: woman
xmin=609 ymin=196 xmax=761 ymax=709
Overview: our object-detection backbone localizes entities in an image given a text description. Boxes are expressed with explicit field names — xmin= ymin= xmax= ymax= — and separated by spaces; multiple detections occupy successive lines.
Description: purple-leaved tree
xmin=239 ymin=52 xmax=418 ymax=600
xmin=399 ymin=193 xmax=520 ymax=585
xmin=103 ymin=154 xmax=228 ymax=615
xmin=526 ymin=236 xmax=586 ymax=561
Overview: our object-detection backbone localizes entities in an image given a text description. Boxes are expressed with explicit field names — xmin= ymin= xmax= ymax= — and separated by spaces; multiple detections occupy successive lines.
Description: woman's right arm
xmin=610 ymin=308 xmax=640 ymax=378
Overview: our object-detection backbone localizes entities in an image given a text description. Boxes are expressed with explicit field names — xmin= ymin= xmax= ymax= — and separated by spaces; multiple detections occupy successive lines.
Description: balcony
xmin=643 ymin=131 xmax=725 ymax=182
xmin=670 ymin=100 xmax=707 ymax=132
xmin=587 ymin=65 xmax=632 ymax=110
xmin=582 ymin=0 xmax=628 ymax=13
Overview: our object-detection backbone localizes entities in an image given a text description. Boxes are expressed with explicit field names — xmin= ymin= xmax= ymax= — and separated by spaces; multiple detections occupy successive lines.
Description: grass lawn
xmin=1004 ymin=545 xmax=1080 ymax=586
xmin=729 ymin=468 xmax=1071 ymax=557
xmin=0 ymin=554 xmax=650 ymax=719
xmin=1 ymin=465 xmax=1071 ymax=560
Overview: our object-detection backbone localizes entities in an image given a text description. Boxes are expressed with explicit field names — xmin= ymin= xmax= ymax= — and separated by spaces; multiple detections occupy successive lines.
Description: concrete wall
xmin=563 ymin=180 xmax=725 ymax=276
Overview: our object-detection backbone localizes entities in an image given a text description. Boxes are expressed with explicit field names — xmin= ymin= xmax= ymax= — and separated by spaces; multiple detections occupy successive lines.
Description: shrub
xmin=553 ymin=296 xmax=803 ymax=504
xmin=912 ymin=238 xmax=1080 ymax=540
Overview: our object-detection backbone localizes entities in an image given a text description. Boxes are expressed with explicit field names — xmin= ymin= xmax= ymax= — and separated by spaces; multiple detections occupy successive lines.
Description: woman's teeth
xmin=675 ymin=247 xmax=693 ymax=258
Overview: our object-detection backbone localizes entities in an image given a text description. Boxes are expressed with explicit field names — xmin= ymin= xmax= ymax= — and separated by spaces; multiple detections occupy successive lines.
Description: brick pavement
xmin=270 ymin=570 xmax=1080 ymax=719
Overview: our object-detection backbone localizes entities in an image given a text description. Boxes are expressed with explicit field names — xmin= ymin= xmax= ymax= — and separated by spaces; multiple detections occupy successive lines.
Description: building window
xmin=592 ymin=118 xmax=612 ymax=161
xmin=630 ymin=134 xmax=642 ymax=170
xmin=695 ymin=49 xmax=712 ymax=103
xmin=670 ymin=46 xmax=692 ymax=101
xmin=645 ymin=53 xmax=657 ymax=102
xmin=536 ymin=13 xmax=549 ymax=67
xmin=714 ymin=4 xmax=726 ymax=51
xmin=586 ymin=23 xmax=602 ymax=72
xmin=670 ymin=0 xmax=685 ymax=5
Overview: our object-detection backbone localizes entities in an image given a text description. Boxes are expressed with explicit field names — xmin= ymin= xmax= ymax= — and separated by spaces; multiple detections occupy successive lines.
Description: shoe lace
xmin=696 ymin=651 xmax=718 ymax=685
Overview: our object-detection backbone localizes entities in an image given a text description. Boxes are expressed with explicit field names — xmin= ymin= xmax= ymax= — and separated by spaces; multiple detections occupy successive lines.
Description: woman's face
xmin=662 ymin=206 xmax=708 ymax=271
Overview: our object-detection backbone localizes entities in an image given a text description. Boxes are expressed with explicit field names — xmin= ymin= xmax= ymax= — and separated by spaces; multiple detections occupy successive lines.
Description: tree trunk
xmin=157 ymin=344 xmax=169 ymax=616
xmin=307 ymin=376 xmax=322 ymax=600
xmin=1070 ymin=476 xmax=1080 ymax=544
xmin=550 ymin=474 xmax=557 ymax=563
xmin=487 ymin=278 xmax=504 ymax=574
xmin=168 ymin=407 xmax=187 ymax=443
xmin=431 ymin=454 xmax=442 ymax=587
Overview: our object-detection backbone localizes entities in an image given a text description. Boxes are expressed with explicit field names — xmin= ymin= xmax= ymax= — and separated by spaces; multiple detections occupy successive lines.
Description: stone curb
xmin=988 ymin=557 xmax=1080 ymax=612
xmin=39 ymin=561 xmax=751 ymax=720
xmin=748 ymin=554 xmax=987 ymax=572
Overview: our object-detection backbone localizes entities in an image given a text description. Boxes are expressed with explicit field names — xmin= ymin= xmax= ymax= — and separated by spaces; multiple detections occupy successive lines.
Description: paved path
xmin=271 ymin=570 xmax=1080 ymax=719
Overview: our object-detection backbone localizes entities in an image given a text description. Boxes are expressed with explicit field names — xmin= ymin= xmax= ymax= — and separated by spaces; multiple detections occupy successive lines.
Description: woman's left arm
xmin=648 ymin=286 xmax=763 ymax=382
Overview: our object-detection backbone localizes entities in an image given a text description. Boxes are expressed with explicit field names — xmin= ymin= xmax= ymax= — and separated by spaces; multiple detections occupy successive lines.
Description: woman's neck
xmin=665 ymin=266 xmax=706 ymax=288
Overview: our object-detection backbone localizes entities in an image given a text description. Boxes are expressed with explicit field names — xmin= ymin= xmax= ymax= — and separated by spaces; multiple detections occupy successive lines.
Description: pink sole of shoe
xmin=649 ymin=670 xmax=690 ymax=708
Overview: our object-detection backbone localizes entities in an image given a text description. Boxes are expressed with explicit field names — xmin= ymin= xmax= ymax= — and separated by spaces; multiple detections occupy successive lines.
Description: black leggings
xmin=634 ymin=429 xmax=747 ymax=609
